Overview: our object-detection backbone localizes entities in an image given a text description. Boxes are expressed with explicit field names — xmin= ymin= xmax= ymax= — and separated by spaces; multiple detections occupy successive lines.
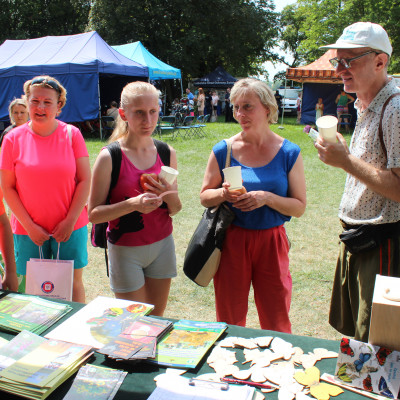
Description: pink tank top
xmin=107 ymin=150 xmax=173 ymax=246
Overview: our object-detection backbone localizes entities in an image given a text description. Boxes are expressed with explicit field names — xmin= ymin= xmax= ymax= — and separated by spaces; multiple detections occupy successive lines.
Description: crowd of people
xmin=0 ymin=22 xmax=398 ymax=344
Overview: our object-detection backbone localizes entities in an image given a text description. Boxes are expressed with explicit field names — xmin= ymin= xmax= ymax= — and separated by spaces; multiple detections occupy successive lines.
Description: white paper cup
xmin=316 ymin=115 xmax=338 ymax=143
xmin=223 ymin=166 xmax=242 ymax=190
xmin=159 ymin=166 xmax=179 ymax=185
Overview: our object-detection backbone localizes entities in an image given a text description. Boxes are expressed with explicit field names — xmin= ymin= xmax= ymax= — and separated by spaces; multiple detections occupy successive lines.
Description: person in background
xmin=316 ymin=22 xmax=400 ymax=342
xmin=225 ymin=87 xmax=233 ymax=122
xmin=335 ymin=90 xmax=355 ymax=132
xmin=186 ymin=88 xmax=194 ymax=102
xmin=88 ymin=81 xmax=182 ymax=316
xmin=211 ymin=91 xmax=219 ymax=121
xmin=274 ymin=90 xmax=283 ymax=117
xmin=315 ymin=97 xmax=324 ymax=120
xmin=0 ymin=98 xmax=29 ymax=147
xmin=197 ymin=88 xmax=205 ymax=116
xmin=0 ymin=186 xmax=18 ymax=291
xmin=296 ymin=92 xmax=302 ymax=124
xmin=0 ymin=75 xmax=90 ymax=302
xmin=106 ymin=100 xmax=119 ymax=128
xmin=200 ymin=78 xmax=306 ymax=332
xmin=205 ymin=91 xmax=212 ymax=117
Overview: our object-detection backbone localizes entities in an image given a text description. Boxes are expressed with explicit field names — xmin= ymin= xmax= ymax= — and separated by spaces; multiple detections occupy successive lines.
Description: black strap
xmin=102 ymin=141 xmax=122 ymax=276
xmin=106 ymin=141 xmax=122 ymax=197
xmin=153 ymin=138 xmax=170 ymax=166
xmin=378 ymin=92 xmax=400 ymax=161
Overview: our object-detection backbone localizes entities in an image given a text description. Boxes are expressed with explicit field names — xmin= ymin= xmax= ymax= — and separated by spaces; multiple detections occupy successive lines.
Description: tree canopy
xmin=279 ymin=0 xmax=400 ymax=74
xmin=88 ymin=0 xmax=279 ymax=78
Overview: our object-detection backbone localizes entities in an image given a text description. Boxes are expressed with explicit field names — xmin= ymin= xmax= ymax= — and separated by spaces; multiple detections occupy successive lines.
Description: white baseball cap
xmin=320 ymin=22 xmax=392 ymax=56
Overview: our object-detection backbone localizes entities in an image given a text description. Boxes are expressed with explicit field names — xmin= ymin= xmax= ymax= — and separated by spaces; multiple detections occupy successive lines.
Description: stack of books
xmin=0 ymin=330 xmax=93 ymax=399
xmin=0 ymin=292 xmax=73 ymax=335
xmin=98 ymin=315 xmax=173 ymax=362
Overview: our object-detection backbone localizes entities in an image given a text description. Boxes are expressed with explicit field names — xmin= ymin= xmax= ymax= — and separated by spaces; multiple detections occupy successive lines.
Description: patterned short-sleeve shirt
xmin=339 ymin=78 xmax=400 ymax=225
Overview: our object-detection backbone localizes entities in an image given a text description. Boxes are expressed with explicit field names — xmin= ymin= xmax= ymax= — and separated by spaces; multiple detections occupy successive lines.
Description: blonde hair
xmin=109 ymin=81 xmax=159 ymax=142
xmin=8 ymin=97 xmax=28 ymax=124
xmin=23 ymin=75 xmax=67 ymax=110
xmin=230 ymin=78 xmax=278 ymax=124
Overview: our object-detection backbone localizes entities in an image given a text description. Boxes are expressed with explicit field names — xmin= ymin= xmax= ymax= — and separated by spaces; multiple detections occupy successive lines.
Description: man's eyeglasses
xmin=30 ymin=77 xmax=61 ymax=93
xmin=329 ymin=50 xmax=378 ymax=69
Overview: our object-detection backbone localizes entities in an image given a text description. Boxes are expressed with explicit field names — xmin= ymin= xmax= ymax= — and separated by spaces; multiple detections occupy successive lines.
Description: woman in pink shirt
xmin=0 ymin=76 xmax=91 ymax=302
xmin=88 ymin=81 xmax=182 ymax=316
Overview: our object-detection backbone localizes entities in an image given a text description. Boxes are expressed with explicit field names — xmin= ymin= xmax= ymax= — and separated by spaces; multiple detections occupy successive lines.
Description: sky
xmin=263 ymin=0 xmax=297 ymax=82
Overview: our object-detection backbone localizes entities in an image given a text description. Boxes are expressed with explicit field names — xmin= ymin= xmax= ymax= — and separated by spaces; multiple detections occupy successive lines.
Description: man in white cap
xmin=315 ymin=22 xmax=400 ymax=342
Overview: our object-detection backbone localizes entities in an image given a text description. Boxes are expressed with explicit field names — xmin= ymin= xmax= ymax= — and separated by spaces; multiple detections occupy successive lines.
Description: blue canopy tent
xmin=0 ymin=31 xmax=148 ymax=136
xmin=112 ymin=41 xmax=181 ymax=81
xmin=112 ymin=41 xmax=183 ymax=111
xmin=193 ymin=66 xmax=237 ymax=88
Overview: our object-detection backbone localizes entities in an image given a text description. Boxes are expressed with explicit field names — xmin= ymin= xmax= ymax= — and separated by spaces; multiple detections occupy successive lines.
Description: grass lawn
xmin=83 ymin=116 xmax=349 ymax=341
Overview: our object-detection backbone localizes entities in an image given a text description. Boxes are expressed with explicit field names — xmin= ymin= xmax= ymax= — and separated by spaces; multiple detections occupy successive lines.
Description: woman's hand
xmin=26 ymin=223 xmax=50 ymax=246
xmin=52 ymin=219 xmax=75 ymax=243
xmin=231 ymin=190 xmax=267 ymax=212
xmin=131 ymin=193 xmax=163 ymax=214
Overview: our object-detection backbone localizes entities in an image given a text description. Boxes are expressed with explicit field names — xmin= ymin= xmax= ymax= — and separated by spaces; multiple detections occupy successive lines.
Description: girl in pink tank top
xmin=88 ymin=82 xmax=182 ymax=316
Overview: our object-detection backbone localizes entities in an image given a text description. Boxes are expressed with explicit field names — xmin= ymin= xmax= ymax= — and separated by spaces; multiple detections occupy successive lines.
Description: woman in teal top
xmin=335 ymin=90 xmax=355 ymax=132
xmin=200 ymin=78 xmax=306 ymax=333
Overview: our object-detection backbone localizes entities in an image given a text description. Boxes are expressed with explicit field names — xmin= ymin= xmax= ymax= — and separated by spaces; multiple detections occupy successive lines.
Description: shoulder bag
xmin=183 ymin=139 xmax=235 ymax=287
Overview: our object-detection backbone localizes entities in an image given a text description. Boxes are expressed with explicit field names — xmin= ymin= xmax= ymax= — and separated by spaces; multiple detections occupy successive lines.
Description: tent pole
xmin=180 ymin=79 xmax=183 ymax=98
xmin=98 ymin=77 xmax=103 ymax=140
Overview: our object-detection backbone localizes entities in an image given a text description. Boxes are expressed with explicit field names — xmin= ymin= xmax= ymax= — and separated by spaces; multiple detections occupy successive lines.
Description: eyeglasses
xmin=30 ymin=77 xmax=61 ymax=93
xmin=329 ymin=51 xmax=378 ymax=69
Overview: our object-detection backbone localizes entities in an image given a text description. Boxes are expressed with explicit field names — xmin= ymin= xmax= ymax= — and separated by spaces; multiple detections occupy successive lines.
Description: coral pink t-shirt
xmin=0 ymin=121 xmax=89 ymax=235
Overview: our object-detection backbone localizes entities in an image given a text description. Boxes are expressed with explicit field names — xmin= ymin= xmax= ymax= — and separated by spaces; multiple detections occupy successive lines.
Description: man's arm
xmin=315 ymin=133 xmax=400 ymax=202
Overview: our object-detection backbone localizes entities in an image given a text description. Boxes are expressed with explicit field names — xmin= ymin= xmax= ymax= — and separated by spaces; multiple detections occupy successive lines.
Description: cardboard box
xmin=369 ymin=274 xmax=400 ymax=351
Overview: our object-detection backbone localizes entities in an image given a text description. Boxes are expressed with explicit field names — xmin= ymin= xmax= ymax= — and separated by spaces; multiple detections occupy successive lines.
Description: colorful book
xmin=45 ymin=296 xmax=154 ymax=349
xmin=151 ymin=319 xmax=227 ymax=369
xmin=0 ymin=292 xmax=73 ymax=335
xmin=0 ymin=335 xmax=93 ymax=400
xmin=63 ymin=364 xmax=127 ymax=400
xmin=335 ymin=338 xmax=400 ymax=399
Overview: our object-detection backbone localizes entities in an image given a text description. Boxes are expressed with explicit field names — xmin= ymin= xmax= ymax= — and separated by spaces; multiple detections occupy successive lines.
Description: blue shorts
xmin=108 ymin=234 xmax=177 ymax=293
xmin=14 ymin=226 xmax=88 ymax=275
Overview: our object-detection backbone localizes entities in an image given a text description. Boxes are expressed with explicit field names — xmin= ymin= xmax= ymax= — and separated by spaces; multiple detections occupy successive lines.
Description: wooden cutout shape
xmin=294 ymin=367 xmax=344 ymax=400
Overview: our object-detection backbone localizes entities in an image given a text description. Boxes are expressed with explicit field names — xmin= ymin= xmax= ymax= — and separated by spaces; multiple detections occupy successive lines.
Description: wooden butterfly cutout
xmin=294 ymin=366 xmax=344 ymax=400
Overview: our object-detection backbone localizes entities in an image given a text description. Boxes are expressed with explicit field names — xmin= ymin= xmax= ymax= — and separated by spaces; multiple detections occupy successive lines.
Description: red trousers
xmin=214 ymin=224 xmax=292 ymax=333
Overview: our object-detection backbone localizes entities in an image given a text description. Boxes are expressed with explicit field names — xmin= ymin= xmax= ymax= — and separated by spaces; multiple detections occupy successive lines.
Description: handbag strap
xmin=224 ymin=138 xmax=233 ymax=168
xmin=378 ymin=92 xmax=400 ymax=161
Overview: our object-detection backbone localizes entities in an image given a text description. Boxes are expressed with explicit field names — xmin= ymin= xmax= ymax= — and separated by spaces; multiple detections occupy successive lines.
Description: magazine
xmin=151 ymin=320 xmax=227 ymax=369
xmin=0 ymin=293 xmax=73 ymax=335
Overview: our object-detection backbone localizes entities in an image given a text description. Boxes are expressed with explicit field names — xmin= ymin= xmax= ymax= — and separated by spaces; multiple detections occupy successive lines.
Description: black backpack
xmin=91 ymin=139 xmax=171 ymax=275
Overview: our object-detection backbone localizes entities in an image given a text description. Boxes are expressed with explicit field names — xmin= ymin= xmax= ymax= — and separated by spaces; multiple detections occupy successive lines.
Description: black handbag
xmin=183 ymin=139 xmax=235 ymax=287
xmin=183 ymin=204 xmax=235 ymax=286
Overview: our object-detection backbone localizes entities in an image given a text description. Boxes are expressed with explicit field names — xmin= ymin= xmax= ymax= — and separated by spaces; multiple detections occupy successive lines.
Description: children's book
xmin=0 ymin=292 xmax=73 ymax=335
xmin=150 ymin=319 xmax=227 ymax=369
xmin=63 ymin=364 xmax=127 ymax=400
xmin=45 ymin=296 xmax=154 ymax=349
xmin=335 ymin=338 xmax=400 ymax=399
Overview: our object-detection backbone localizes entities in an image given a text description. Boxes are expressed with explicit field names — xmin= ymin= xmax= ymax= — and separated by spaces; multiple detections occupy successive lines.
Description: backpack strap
xmin=378 ymin=92 xmax=400 ymax=161
xmin=224 ymin=138 xmax=232 ymax=168
xmin=105 ymin=141 xmax=122 ymax=200
xmin=66 ymin=124 xmax=72 ymax=145
xmin=153 ymin=138 xmax=170 ymax=166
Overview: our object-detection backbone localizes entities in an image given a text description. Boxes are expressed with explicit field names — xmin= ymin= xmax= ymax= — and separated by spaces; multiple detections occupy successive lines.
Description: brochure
xmin=45 ymin=296 xmax=154 ymax=349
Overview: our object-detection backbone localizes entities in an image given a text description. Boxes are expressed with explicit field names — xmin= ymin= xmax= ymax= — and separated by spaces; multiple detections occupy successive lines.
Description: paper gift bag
xmin=26 ymin=258 xmax=74 ymax=301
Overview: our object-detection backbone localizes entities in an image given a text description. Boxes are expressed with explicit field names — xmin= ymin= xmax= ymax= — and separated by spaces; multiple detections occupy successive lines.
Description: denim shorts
xmin=108 ymin=234 xmax=177 ymax=293
xmin=14 ymin=226 xmax=88 ymax=275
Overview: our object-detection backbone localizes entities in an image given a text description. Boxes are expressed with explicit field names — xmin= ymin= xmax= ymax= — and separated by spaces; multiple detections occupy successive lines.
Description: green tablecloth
xmin=0 ymin=297 xmax=363 ymax=400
